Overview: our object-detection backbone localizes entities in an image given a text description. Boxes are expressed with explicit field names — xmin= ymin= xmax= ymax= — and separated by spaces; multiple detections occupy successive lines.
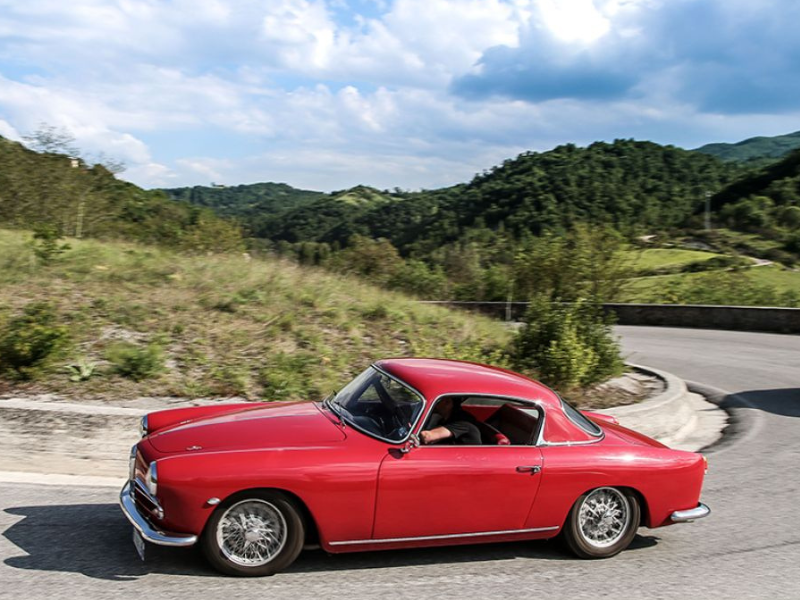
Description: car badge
xmin=186 ymin=445 xmax=203 ymax=451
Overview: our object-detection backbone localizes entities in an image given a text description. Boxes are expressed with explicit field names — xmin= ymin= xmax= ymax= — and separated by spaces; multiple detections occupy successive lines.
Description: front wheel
xmin=563 ymin=487 xmax=639 ymax=559
xmin=201 ymin=491 xmax=304 ymax=576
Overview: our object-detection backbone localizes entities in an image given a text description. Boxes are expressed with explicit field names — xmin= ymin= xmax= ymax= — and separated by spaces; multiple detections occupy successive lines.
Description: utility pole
xmin=704 ymin=191 xmax=712 ymax=231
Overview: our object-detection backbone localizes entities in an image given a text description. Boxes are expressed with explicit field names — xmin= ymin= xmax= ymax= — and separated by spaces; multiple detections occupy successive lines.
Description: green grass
xmin=702 ymin=228 xmax=783 ymax=254
xmin=621 ymin=264 xmax=800 ymax=305
xmin=0 ymin=229 xmax=511 ymax=400
xmin=624 ymin=248 xmax=725 ymax=273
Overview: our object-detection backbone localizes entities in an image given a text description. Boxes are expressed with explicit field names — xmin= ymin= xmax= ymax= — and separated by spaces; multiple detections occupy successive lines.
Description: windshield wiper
xmin=322 ymin=392 xmax=346 ymax=427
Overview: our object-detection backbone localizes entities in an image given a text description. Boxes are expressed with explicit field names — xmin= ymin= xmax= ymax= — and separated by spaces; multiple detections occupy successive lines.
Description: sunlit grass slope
xmin=624 ymin=248 xmax=724 ymax=273
xmin=0 ymin=229 xmax=510 ymax=400
xmin=621 ymin=264 xmax=800 ymax=304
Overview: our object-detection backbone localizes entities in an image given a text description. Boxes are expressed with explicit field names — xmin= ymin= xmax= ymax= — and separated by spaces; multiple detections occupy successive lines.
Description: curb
xmin=601 ymin=363 xmax=687 ymax=417
xmin=595 ymin=363 xmax=706 ymax=448
xmin=684 ymin=381 xmax=761 ymax=454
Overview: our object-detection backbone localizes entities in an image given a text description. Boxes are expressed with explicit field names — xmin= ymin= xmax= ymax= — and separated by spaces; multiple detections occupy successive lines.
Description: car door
xmin=372 ymin=422 xmax=544 ymax=540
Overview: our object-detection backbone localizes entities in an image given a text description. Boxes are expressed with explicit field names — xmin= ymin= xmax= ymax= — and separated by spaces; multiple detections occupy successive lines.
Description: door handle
xmin=516 ymin=465 xmax=541 ymax=474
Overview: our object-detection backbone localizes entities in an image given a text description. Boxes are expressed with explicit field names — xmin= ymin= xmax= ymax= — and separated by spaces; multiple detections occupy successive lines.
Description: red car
xmin=119 ymin=358 xmax=710 ymax=576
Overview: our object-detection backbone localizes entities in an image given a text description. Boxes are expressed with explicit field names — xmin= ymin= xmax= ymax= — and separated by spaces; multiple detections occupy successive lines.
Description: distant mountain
xmin=694 ymin=131 xmax=800 ymax=165
xmin=162 ymin=182 xmax=324 ymax=223
xmin=712 ymin=147 xmax=800 ymax=210
xmin=254 ymin=185 xmax=395 ymax=243
xmin=255 ymin=140 xmax=744 ymax=255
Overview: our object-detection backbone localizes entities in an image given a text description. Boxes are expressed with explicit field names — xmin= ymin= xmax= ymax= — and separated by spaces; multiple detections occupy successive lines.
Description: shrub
xmin=681 ymin=255 xmax=749 ymax=273
xmin=106 ymin=342 xmax=165 ymax=381
xmin=30 ymin=224 xmax=70 ymax=265
xmin=0 ymin=302 xmax=70 ymax=379
xmin=511 ymin=296 xmax=624 ymax=392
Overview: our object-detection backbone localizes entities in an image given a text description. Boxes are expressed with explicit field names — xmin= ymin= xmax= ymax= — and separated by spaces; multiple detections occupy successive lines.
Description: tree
xmin=513 ymin=225 xmax=630 ymax=304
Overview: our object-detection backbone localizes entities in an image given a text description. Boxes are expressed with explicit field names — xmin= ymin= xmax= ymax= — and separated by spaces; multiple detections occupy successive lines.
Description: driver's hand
xmin=419 ymin=430 xmax=432 ymax=445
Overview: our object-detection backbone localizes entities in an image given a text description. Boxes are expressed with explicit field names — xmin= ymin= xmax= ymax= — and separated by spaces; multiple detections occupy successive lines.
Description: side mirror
xmin=401 ymin=434 xmax=420 ymax=454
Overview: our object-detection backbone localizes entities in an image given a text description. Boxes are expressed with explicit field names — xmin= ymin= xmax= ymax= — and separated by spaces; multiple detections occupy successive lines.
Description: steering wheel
xmin=373 ymin=379 xmax=406 ymax=431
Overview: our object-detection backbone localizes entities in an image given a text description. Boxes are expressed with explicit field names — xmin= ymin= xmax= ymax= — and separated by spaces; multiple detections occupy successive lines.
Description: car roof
xmin=374 ymin=358 xmax=561 ymax=409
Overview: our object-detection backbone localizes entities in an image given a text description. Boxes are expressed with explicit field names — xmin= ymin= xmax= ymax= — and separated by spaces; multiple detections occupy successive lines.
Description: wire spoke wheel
xmin=216 ymin=499 xmax=288 ymax=567
xmin=564 ymin=486 xmax=639 ymax=559
xmin=577 ymin=487 xmax=630 ymax=548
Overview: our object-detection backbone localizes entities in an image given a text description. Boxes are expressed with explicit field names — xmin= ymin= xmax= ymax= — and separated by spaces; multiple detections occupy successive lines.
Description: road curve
xmin=0 ymin=326 xmax=798 ymax=600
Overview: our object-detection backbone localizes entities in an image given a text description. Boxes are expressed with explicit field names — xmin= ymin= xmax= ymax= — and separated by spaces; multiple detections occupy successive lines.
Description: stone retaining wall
xmin=419 ymin=301 xmax=800 ymax=333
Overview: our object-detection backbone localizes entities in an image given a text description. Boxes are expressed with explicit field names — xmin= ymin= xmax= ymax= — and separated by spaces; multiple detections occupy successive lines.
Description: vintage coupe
xmin=120 ymin=358 xmax=710 ymax=576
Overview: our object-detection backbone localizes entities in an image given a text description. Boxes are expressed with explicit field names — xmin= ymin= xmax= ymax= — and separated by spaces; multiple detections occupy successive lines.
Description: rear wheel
xmin=201 ymin=491 xmax=304 ymax=576
xmin=563 ymin=487 xmax=639 ymax=559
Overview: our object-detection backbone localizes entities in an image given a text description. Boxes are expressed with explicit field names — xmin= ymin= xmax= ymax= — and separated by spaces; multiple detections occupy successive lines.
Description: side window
xmin=457 ymin=397 xmax=541 ymax=446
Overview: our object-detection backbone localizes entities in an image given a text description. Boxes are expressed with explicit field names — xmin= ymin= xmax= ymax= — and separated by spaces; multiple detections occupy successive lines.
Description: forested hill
xmin=0 ymin=135 xmax=243 ymax=252
xmin=708 ymin=148 xmax=800 ymax=245
xmin=163 ymin=182 xmax=324 ymax=219
xmin=253 ymin=140 xmax=743 ymax=256
xmin=695 ymin=131 xmax=800 ymax=166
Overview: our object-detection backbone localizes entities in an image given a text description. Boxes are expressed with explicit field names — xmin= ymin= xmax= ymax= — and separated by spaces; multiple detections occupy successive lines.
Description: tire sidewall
xmin=201 ymin=490 xmax=305 ymax=576
xmin=564 ymin=487 xmax=640 ymax=559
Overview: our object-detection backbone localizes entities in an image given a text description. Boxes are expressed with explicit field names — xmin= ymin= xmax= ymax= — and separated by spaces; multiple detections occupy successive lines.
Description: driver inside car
xmin=419 ymin=397 xmax=482 ymax=445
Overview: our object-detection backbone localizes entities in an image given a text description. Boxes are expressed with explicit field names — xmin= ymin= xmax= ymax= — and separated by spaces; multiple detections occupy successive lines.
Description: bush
xmin=511 ymin=297 xmax=624 ymax=392
xmin=681 ymin=255 xmax=749 ymax=273
xmin=106 ymin=342 xmax=165 ymax=381
xmin=0 ymin=302 xmax=70 ymax=379
xmin=30 ymin=224 xmax=70 ymax=265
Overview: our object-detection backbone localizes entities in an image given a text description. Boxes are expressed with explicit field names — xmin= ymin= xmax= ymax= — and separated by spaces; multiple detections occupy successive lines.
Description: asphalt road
xmin=1 ymin=326 xmax=798 ymax=600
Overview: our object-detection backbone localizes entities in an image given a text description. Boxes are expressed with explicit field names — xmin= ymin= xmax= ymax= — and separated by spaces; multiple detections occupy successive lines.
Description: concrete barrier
xmin=604 ymin=303 xmax=800 ymax=334
xmin=419 ymin=301 xmax=800 ymax=334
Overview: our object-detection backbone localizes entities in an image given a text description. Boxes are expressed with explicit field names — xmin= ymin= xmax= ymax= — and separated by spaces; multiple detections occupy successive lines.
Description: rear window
xmin=561 ymin=398 xmax=603 ymax=437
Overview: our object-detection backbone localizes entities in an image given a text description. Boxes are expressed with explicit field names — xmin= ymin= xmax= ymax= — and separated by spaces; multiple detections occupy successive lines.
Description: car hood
xmin=147 ymin=401 xmax=345 ymax=454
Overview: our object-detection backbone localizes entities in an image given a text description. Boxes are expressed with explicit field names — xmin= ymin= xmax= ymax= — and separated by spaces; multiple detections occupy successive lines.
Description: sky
xmin=0 ymin=0 xmax=798 ymax=192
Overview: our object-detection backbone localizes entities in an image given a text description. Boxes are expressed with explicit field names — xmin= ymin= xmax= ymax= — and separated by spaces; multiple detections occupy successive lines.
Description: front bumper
xmin=670 ymin=502 xmax=711 ymax=523
xmin=119 ymin=480 xmax=198 ymax=547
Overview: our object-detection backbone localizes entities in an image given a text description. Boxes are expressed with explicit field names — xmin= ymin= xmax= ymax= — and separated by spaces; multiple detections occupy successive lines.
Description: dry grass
xmin=0 ymin=229 xmax=511 ymax=402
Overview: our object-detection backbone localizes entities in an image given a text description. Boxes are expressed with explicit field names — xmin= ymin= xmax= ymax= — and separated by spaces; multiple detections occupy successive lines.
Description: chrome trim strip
xmin=329 ymin=526 xmax=559 ymax=547
xmin=133 ymin=477 xmax=165 ymax=520
xmin=119 ymin=481 xmax=197 ymax=547
xmin=671 ymin=502 xmax=711 ymax=523
xmin=139 ymin=415 xmax=148 ymax=438
xmin=539 ymin=438 xmax=605 ymax=447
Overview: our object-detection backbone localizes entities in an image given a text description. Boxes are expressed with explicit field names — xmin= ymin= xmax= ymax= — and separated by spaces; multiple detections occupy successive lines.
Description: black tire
xmin=201 ymin=490 xmax=305 ymax=576
xmin=563 ymin=487 xmax=640 ymax=559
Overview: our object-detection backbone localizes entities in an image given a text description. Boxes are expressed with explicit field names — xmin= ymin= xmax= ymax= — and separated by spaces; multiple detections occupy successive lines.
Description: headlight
xmin=139 ymin=415 xmax=149 ymax=438
xmin=128 ymin=445 xmax=137 ymax=481
xmin=145 ymin=461 xmax=158 ymax=496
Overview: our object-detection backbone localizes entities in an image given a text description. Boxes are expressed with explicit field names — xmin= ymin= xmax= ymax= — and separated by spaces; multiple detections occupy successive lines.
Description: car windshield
xmin=329 ymin=367 xmax=424 ymax=442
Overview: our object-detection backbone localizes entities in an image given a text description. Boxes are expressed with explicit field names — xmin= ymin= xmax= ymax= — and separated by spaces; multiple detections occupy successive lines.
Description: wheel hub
xmin=245 ymin=528 xmax=262 ymax=543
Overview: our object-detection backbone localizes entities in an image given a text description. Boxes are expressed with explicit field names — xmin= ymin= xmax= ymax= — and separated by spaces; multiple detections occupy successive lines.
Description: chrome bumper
xmin=119 ymin=480 xmax=198 ymax=547
xmin=670 ymin=502 xmax=711 ymax=523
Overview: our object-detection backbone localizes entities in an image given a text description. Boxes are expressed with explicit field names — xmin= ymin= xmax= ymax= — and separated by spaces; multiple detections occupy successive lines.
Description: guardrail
xmin=419 ymin=301 xmax=800 ymax=334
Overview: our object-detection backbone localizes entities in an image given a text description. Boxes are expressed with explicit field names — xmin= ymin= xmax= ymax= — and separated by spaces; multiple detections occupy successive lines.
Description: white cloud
xmin=0 ymin=119 xmax=21 ymax=141
xmin=0 ymin=0 xmax=798 ymax=194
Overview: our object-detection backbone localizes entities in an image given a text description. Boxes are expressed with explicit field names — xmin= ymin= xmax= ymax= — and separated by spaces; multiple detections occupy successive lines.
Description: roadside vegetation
xmin=4 ymin=126 xmax=800 ymax=402
xmin=0 ymin=229 xmax=513 ymax=400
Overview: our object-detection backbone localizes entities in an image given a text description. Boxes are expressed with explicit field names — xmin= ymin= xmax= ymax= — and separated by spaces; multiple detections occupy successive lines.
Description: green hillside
xmin=163 ymin=182 xmax=324 ymax=220
xmin=695 ymin=131 xmax=800 ymax=165
xmin=0 ymin=135 xmax=243 ymax=253
xmin=256 ymin=140 xmax=743 ymax=255
xmin=0 ymin=229 xmax=510 ymax=399
xmin=255 ymin=185 xmax=395 ymax=243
